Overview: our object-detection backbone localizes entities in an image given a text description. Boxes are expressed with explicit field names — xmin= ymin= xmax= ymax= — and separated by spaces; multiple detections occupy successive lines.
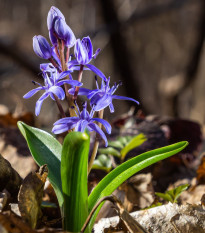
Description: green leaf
xmin=108 ymin=140 xmax=124 ymax=149
xmin=121 ymin=133 xmax=146 ymax=161
xmin=155 ymin=192 xmax=173 ymax=202
xmin=92 ymin=154 xmax=112 ymax=173
xmin=98 ymin=147 xmax=121 ymax=157
xmin=61 ymin=131 xmax=90 ymax=232
xmin=118 ymin=136 xmax=128 ymax=145
xmin=17 ymin=121 xmax=63 ymax=209
xmin=156 ymin=184 xmax=189 ymax=203
xmin=88 ymin=141 xmax=188 ymax=229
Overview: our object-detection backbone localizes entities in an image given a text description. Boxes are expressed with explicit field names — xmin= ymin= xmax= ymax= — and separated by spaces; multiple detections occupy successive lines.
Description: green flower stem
xmin=88 ymin=109 xmax=104 ymax=174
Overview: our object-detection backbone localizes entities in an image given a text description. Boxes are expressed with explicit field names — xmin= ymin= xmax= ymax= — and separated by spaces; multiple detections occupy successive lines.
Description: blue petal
xmin=52 ymin=124 xmax=69 ymax=134
xmin=57 ymin=80 xmax=82 ymax=87
xmin=93 ymin=48 xmax=100 ymax=59
xmin=74 ymin=39 xmax=88 ymax=65
xmin=91 ymin=94 xmax=113 ymax=111
xmin=109 ymin=103 xmax=115 ymax=113
xmin=91 ymin=118 xmax=111 ymax=134
xmin=57 ymin=71 xmax=71 ymax=80
xmin=112 ymin=95 xmax=139 ymax=105
xmin=33 ymin=35 xmax=52 ymax=59
xmin=49 ymin=30 xmax=58 ymax=46
xmin=68 ymin=87 xmax=90 ymax=95
xmin=75 ymin=120 xmax=88 ymax=132
xmin=35 ymin=92 xmax=49 ymax=116
xmin=47 ymin=6 xmax=65 ymax=30
xmin=48 ymin=86 xmax=65 ymax=100
xmin=53 ymin=117 xmax=79 ymax=125
xmin=88 ymin=123 xmax=108 ymax=147
xmin=23 ymin=87 xmax=43 ymax=99
xmin=67 ymin=59 xmax=79 ymax=69
xmin=86 ymin=64 xmax=107 ymax=81
xmin=82 ymin=36 xmax=93 ymax=61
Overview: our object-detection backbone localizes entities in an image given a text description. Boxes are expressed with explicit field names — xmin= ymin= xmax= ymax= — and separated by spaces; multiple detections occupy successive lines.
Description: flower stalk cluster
xmin=24 ymin=6 xmax=139 ymax=155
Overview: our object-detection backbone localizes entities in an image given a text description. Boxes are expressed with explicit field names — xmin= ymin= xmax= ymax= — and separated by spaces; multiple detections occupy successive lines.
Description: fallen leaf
xmin=0 ymin=211 xmax=36 ymax=233
xmin=0 ymin=154 xmax=22 ymax=199
xmin=18 ymin=165 xmax=48 ymax=229
xmin=197 ymin=156 xmax=205 ymax=184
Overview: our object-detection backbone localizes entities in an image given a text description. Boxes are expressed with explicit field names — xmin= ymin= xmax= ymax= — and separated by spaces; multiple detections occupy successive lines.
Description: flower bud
xmin=54 ymin=17 xmax=76 ymax=48
xmin=74 ymin=37 xmax=93 ymax=65
xmin=49 ymin=30 xmax=57 ymax=46
xmin=47 ymin=6 xmax=65 ymax=30
xmin=33 ymin=35 xmax=52 ymax=59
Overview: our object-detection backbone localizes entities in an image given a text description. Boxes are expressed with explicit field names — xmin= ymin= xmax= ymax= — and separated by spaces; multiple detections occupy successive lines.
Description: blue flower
xmin=67 ymin=36 xmax=106 ymax=81
xmin=68 ymin=77 xmax=139 ymax=112
xmin=52 ymin=102 xmax=111 ymax=146
xmin=33 ymin=35 xmax=52 ymax=59
xmin=23 ymin=71 xmax=82 ymax=116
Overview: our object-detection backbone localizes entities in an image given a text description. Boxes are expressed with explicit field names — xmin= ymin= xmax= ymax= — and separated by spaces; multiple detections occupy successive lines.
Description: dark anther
xmin=117 ymin=80 xmax=123 ymax=86
xmin=32 ymin=81 xmax=36 ymax=85
xmin=70 ymin=106 xmax=75 ymax=109
xmin=95 ymin=75 xmax=98 ymax=81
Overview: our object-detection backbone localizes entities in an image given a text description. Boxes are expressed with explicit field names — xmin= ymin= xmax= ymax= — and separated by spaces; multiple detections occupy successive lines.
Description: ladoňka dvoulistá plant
xmin=18 ymin=6 xmax=188 ymax=233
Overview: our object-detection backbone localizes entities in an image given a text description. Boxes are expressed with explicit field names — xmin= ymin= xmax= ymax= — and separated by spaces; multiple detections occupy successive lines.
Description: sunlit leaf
xmin=121 ymin=133 xmax=146 ymax=161
xmin=98 ymin=147 xmax=121 ymax=157
xmin=88 ymin=141 xmax=188 ymax=230
xmin=61 ymin=131 xmax=90 ymax=233
xmin=17 ymin=121 xmax=63 ymax=210
xmin=92 ymin=154 xmax=112 ymax=173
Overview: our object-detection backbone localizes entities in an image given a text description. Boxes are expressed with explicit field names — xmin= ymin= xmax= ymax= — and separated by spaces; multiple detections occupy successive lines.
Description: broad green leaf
xmin=61 ymin=131 xmax=90 ymax=232
xmin=98 ymin=147 xmax=121 ymax=157
xmin=88 ymin=141 xmax=188 ymax=229
xmin=17 ymin=121 xmax=63 ymax=209
xmin=92 ymin=154 xmax=112 ymax=173
xmin=121 ymin=133 xmax=146 ymax=161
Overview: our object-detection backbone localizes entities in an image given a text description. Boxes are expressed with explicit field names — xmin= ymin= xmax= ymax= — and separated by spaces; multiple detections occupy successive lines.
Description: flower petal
xmin=23 ymin=87 xmax=43 ymax=99
xmin=48 ymin=86 xmax=65 ymax=100
xmin=86 ymin=64 xmax=107 ymax=81
xmin=57 ymin=80 xmax=82 ymax=87
xmin=57 ymin=71 xmax=71 ymax=80
xmin=91 ymin=94 xmax=113 ymax=111
xmin=35 ymin=92 xmax=49 ymax=116
xmin=109 ymin=103 xmax=115 ymax=113
xmin=91 ymin=118 xmax=111 ymax=134
xmin=53 ymin=117 xmax=79 ymax=125
xmin=88 ymin=123 xmax=108 ymax=147
xmin=82 ymin=36 xmax=93 ymax=61
xmin=68 ymin=87 xmax=90 ymax=95
xmin=52 ymin=124 xmax=69 ymax=134
xmin=112 ymin=95 xmax=139 ymax=105
xmin=74 ymin=39 xmax=88 ymax=65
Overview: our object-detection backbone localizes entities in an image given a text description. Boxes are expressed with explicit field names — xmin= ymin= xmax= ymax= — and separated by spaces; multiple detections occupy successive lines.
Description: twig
xmin=88 ymin=109 xmax=104 ymax=174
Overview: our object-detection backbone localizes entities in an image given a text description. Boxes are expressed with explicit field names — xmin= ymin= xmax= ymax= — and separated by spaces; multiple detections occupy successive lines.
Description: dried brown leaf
xmin=0 ymin=154 xmax=22 ymax=199
xmin=18 ymin=165 xmax=48 ymax=229
xmin=0 ymin=211 xmax=36 ymax=233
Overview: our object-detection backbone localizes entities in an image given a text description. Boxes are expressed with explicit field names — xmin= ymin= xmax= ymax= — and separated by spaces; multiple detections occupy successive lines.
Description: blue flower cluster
xmin=24 ymin=6 xmax=139 ymax=147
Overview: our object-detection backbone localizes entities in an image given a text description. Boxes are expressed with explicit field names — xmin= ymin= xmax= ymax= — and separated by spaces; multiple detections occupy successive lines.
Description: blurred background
xmin=0 ymin=0 xmax=205 ymax=128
